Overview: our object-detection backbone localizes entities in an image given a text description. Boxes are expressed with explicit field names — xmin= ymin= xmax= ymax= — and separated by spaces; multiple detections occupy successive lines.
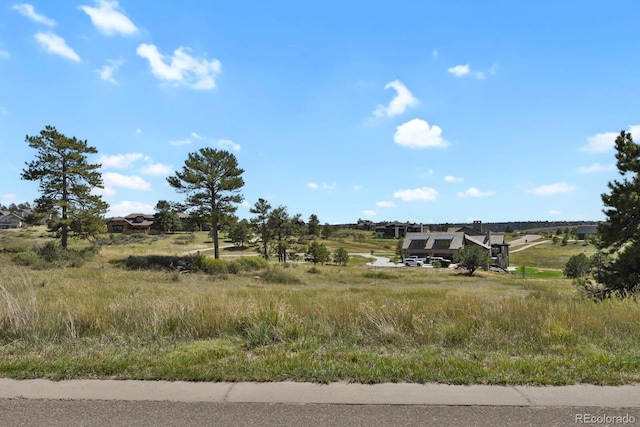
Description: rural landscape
xmin=1 ymin=126 xmax=639 ymax=387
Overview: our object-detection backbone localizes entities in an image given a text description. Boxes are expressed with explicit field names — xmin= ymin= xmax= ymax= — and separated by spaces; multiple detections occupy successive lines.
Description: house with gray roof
xmin=576 ymin=225 xmax=598 ymax=240
xmin=403 ymin=221 xmax=510 ymax=269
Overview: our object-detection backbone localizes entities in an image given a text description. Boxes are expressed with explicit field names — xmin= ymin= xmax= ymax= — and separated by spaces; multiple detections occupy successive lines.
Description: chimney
xmin=473 ymin=220 xmax=482 ymax=233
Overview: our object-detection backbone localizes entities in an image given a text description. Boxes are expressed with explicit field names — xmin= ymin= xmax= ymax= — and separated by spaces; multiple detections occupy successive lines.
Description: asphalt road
xmin=2 ymin=399 xmax=638 ymax=427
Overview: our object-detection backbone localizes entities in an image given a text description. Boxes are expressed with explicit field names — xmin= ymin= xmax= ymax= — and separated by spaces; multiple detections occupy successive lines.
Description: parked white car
xmin=403 ymin=258 xmax=423 ymax=267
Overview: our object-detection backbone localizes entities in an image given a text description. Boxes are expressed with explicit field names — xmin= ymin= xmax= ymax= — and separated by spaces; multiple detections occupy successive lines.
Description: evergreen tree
xmin=454 ymin=245 xmax=491 ymax=276
xmin=307 ymin=241 xmax=330 ymax=265
xmin=168 ymin=148 xmax=244 ymax=259
xmin=229 ymin=218 xmax=252 ymax=248
xmin=250 ymin=198 xmax=272 ymax=260
xmin=307 ymin=214 xmax=320 ymax=237
xmin=592 ymin=130 xmax=640 ymax=297
xmin=21 ymin=126 xmax=108 ymax=249
xmin=333 ymin=247 xmax=349 ymax=266
xmin=154 ymin=200 xmax=182 ymax=233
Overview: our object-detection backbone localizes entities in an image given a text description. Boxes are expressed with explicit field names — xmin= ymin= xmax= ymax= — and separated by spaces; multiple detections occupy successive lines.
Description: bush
xmin=563 ymin=253 xmax=591 ymax=279
xmin=262 ymin=267 xmax=302 ymax=284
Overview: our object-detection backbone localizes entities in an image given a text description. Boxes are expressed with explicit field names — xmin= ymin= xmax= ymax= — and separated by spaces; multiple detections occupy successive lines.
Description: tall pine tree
xmin=593 ymin=130 xmax=640 ymax=298
xmin=168 ymin=148 xmax=244 ymax=259
xmin=21 ymin=126 xmax=108 ymax=249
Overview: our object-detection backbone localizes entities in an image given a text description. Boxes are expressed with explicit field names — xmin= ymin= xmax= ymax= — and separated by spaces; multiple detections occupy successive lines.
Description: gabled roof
xmin=403 ymin=232 xmax=465 ymax=250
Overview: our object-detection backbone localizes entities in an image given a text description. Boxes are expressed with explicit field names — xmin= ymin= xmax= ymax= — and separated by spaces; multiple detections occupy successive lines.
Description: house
xmin=106 ymin=213 xmax=156 ymax=234
xmin=403 ymin=221 xmax=510 ymax=269
xmin=576 ymin=225 xmax=598 ymax=240
xmin=374 ymin=221 xmax=423 ymax=239
xmin=0 ymin=209 xmax=33 ymax=229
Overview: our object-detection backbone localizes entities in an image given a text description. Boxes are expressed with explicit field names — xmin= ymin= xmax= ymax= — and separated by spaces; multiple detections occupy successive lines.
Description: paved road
xmin=3 ymin=400 xmax=637 ymax=427
xmin=2 ymin=380 xmax=639 ymax=426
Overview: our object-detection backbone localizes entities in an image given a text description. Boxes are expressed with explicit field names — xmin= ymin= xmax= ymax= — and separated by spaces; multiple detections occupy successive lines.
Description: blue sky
xmin=1 ymin=1 xmax=639 ymax=224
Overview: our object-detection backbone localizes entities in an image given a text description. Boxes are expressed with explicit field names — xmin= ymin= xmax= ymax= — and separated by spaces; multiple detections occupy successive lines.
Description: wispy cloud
xmin=394 ymin=118 xmax=447 ymax=149
xmin=103 ymin=172 xmax=151 ymax=190
xmin=98 ymin=153 xmax=143 ymax=169
xmin=548 ymin=209 xmax=561 ymax=215
xmin=191 ymin=132 xmax=205 ymax=140
xmin=353 ymin=185 xmax=362 ymax=191
xmin=136 ymin=44 xmax=222 ymax=90
xmin=140 ymin=163 xmax=173 ymax=176
xmin=376 ymin=201 xmax=396 ymax=208
xmin=107 ymin=200 xmax=155 ymax=217
xmin=13 ymin=4 xmax=56 ymax=26
xmin=448 ymin=63 xmax=497 ymax=79
xmin=581 ymin=125 xmax=640 ymax=153
xmin=373 ymin=80 xmax=418 ymax=117
xmin=457 ymin=187 xmax=495 ymax=198
xmin=578 ymin=163 xmax=616 ymax=174
xmin=528 ymin=182 xmax=577 ymax=195
xmin=78 ymin=0 xmax=137 ymax=36
xmin=0 ymin=50 xmax=9 ymax=58
xmin=362 ymin=210 xmax=376 ymax=216
xmin=444 ymin=175 xmax=463 ymax=182
xmin=34 ymin=32 xmax=81 ymax=62
xmin=217 ymin=139 xmax=240 ymax=152
xmin=392 ymin=187 xmax=438 ymax=202
xmin=96 ymin=59 xmax=124 ymax=83
xmin=307 ymin=182 xmax=336 ymax=191
xmin=447 ymin=64 xmax=470 ymax=77
xmin=169 ymin=138 xmax=192 ymax=146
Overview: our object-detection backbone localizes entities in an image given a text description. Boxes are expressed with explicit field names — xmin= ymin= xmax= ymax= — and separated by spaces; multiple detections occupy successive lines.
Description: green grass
xmin=1 ymin=229 xmax=639 ymax=385
xmin=510 ymin=239 xmax=597 ymax=270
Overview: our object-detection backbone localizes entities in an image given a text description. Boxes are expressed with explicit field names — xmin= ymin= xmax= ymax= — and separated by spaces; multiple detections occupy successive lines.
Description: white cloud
xmin=376 ymin=201 xmax=396 ymax=208
xmin=169 ymin=138 xmax=191 ymax=146
xmin=99 ymin=153 xmax=143 ymax=169
xmin=444 ymin=175 xmax=463 ymax=182
xmin=107 ymin=200 xmax=155 ymax=217
xmin=578 ymin=163 xmax=616 ymax=174
xmin=191 ymin=132 xmax=204 ymax=140
xmin=307 ymin=183 xmax=319 ymax=189
xmin=0 ymin=50 xmax=9 ymax=59
xmin=217 ymin=139 xmax=240 ymax=152
xmin=362 ymin=210 xmax=377 ymax=216
xmin=13 ymin=4 xmax=56 ymax=26
xmin=528 ymin=182 xmax=577 ymax=195
xmin=34 ymin=32 xmax=81 ymax=62
xmin=392 ymin=187 xmax=438 ymax=202
xmin=548 ymin=210 xmax=561 ymax=215
xmin=78 ymin=0 xmax=137 ymax=36
xmin=96 ymin=59 xmax=124 ymax=83
xmin=136 ymin=43 xmax=222 ymax=90
xmin=103 ymin=172 xmax=151 ymax=190
xmin=581 ymin=125 xmax=640 ymax=153
xmin=457 ymin=187 xmax=495 ymax=198
xmin=448 ymin=63 xmax=494 ymax=79
xmin=373 ymin=80 xmax=418 ymax=117
xmin=447 ymin=64 xmax=469 ymax=77
xmin=394 ymin=118 xmax=447 ymax=149
xmin=241 ymin=201 xmax=250 ymax=208
xmin=353 ymin=185 xmax=362 ymax=191
xmin=140 ymin=163 xmax=173 ymax=176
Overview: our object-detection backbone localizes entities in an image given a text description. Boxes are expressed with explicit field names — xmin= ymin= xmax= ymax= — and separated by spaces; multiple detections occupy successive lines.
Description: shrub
xmin=563 ymin=253 xmax=591 ymax=279
xmin=262 ymin=267 xmax=302 ymax=284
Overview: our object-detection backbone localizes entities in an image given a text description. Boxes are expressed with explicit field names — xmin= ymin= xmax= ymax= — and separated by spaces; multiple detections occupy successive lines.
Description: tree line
xmin=19 ymin=126 xmax=640 ymax=296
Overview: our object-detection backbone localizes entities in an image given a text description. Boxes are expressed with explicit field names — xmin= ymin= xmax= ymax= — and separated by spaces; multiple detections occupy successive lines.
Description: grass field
xmin=1 ymin=228 xmax=639 ymax=385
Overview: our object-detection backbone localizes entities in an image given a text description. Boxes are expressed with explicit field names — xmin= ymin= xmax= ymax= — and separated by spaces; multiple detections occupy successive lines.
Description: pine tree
xmin=21 ymin=126 xmax=108 ymax=249
xmin=250 ymin=198 xmax=272 ymax=260
xmin=593 ymin=130 xmax=640 ymax=297
xmin=168 ymin=148 xmax=244 ymax=259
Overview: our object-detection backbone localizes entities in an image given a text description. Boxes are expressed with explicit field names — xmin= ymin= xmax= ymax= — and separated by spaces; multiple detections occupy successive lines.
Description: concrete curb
xmin=1 ymin=379 xmax=639 ymax=407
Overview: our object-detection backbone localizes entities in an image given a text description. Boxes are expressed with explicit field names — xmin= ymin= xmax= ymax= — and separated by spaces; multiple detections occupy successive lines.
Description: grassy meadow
xmin=1 ymin=228 xmax=639 ymax=385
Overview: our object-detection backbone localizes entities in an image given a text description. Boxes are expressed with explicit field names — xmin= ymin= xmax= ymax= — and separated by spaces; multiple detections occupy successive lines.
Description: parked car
xmin=403 ymin=258 xmax=423 ymax=267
